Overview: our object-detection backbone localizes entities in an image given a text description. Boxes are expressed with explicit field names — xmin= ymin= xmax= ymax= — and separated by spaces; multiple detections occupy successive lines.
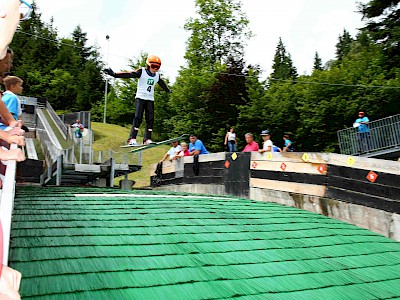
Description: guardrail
xmin=59 ymin=111 xmax=91 ymax=130
xmin=46 ymin=101 xmax=69 ymax=140
xmin=0 ymin=144 xmax=18 ymax=265
xmin=337 ymin=114 xmax=400 ymax=156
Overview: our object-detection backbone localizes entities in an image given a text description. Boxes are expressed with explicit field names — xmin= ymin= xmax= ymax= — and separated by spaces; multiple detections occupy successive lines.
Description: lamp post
xmin=103 ymin=35 xmax=110 ymax=123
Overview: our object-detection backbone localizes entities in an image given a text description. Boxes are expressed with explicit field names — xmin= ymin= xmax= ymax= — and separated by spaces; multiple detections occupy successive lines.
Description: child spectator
xmin=1 ymin=76 xmax=28 ymax=132
xmin=71 ymin=119 xmax=84 ymax=138
xmin=283 ymin=134 xmax=294 ymax=152
xmin=258 ymin=130 xmax=273 ymax=153
xmin=174 ymin=142 xmax=190 ymax=159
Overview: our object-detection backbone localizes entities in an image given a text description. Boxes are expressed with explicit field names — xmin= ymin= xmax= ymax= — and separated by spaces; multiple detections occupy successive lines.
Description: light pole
xmin=103 ymin=35 xmax=110 ymax=123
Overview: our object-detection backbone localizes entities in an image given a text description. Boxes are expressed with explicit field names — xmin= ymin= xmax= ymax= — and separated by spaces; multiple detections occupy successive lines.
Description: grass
xmin=41 ymin=110 xmax=73 ymax=149
xmin=91 ymin=122 xmax=170 ymax=188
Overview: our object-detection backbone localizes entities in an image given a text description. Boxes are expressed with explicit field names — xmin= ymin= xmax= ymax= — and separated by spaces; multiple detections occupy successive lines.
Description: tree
xmin=335 ymin=29 xmax=354 ymax=62
xmin=313 ymin=52 xmax=323 ymax=71
xmin=169 ymin=0 xmax=252 ymax=151
xmin=359 ymin=0 xmax=400 ymax=77
xmin=271 ymin=38 xmax=298 ymax=81
xmin=9 ymin=3 xmax=105 ymax=112
xmin=184 ymin=0 xmax=252 ymax=68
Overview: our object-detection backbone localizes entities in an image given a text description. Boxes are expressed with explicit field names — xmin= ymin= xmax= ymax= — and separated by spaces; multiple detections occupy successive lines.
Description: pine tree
xmin=313 ymin=52 xmax=323 ymax=71
xmin=271 ymin=38 xmax=298 ymax=81
xmin=359 ymin=0 xmax=400 ymax=77
xmin=335 ymin=29 xmax=353 ymax=62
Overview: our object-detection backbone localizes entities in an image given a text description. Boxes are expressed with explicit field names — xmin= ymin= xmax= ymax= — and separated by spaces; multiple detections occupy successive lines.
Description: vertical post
xmin=103 ymin=35 xmax=110 ymax=124
xmin=56 ymin=155 xmax=62 ymax=186
xmin=79 ymin=138 xmax=83 ymax=164
xmin=110 ymin=150 xmax=114 ymax=188
xmin=138 ymin=151 xmax=143 ymax=166
xmin=89 ymin=129 xmax=93 ymax=165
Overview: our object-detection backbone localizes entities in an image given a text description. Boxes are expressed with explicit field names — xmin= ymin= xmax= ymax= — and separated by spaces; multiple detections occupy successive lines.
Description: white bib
xmin=136 ymin=67 xmax=160 ymax=101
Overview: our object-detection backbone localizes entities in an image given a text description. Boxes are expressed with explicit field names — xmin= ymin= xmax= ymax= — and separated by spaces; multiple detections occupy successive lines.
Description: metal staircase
xmin=19 ymin=97 xmax=142 ymax=187
xmin=337 ymin=114 xmax=400 ymax=159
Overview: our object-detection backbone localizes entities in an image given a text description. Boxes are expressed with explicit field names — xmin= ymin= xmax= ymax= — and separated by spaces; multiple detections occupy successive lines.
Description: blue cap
xmin=260 ymin=130 xmax=270 ymax=135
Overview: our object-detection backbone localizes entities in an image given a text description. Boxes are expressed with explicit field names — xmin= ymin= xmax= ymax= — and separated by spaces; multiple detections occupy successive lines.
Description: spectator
xmin=0 ymin=55 xmax=22 ymax=134
xmin=174 ymin=142 xmax=190 ymax=159
xmin=224 ymin=127 xmax=237 ymax=152
xmin=160 ymin=140 xmax=182 ymax=162
xmin=1 ymin=76 xmax=28 ymax=133
xmin=283 ymin=134 xmax=294 ymax=152
xmin=104 ymin=55 xmax=171 ymax=146
xmin=258 ymin=130 xmax=273 ymax=153
xmin=71 ymin=119 xmax=84 ymax=138
xmin=354 ymin=111 xmax=371 ymax=153
xmin=242 ymin=133 xmax=259 ymax=152
xmin=189 ymin=135 xmax=209 ymax=155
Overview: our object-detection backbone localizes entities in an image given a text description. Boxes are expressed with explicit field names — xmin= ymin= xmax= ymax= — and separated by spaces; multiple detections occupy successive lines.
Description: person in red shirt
xmin=242 ymin=133 xmax=259 ymax=152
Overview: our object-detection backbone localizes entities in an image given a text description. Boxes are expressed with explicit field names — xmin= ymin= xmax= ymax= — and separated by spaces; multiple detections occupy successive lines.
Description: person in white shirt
xmin=224 ymin=127 xmax=237 ymax=152
xmin=258 ymin=130 xmax=274 ymax=153
xmin=160 ymin=140 xmax=182 ymax=162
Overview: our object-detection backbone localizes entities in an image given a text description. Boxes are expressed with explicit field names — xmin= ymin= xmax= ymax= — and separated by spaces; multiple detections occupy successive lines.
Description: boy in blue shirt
xmin=283 ymin=134 xmax=294 ymax=152
xmin=2 ymin=76 xmax=22 ymax=120
xmin=0 ymin=76 xmax=26 ymax=134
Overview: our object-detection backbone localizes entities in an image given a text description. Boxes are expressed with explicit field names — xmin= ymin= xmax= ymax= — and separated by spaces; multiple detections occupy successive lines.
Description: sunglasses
xmin=19 ymin=0 xmax=33 ymax=20
xmin=150 ymin=64 xmax=160 ymax=70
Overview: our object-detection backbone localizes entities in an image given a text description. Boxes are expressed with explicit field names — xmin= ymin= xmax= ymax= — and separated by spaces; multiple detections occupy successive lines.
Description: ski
xmin=125 ymin=134 xmax=189 ymax=153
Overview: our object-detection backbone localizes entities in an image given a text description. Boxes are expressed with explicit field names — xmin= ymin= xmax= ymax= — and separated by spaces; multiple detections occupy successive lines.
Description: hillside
xmin=91 ymin=122 xmax=170 ymax=188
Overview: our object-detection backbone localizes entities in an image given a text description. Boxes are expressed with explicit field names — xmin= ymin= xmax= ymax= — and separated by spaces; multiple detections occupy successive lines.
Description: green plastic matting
xmin=9 ymin=186 xmax=400 ymax=299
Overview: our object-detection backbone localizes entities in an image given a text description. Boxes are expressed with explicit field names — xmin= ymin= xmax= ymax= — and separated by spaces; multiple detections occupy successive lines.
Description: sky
xmin=34 ymin=0 xmax=368 ymax=82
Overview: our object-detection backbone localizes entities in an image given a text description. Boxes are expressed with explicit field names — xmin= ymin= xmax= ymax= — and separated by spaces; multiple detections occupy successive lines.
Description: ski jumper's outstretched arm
xmin=105 ymin=68 xmax=141 ymax=79
xmin=158 ymin=78 xmax=171 ymax=93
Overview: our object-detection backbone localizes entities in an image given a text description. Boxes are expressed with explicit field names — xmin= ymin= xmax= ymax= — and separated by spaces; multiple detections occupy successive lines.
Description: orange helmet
xmin=146 ymin=55 xmax=161 ymax=69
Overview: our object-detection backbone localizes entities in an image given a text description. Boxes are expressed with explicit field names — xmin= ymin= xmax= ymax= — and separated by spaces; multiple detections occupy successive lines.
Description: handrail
xmin=59 ymin=111 xmax=91 ymax=130
xmin=0 ymin=144 xmax=18 ymax=265
xmin=46 ymin=101 xmax=69 ymax=140
xmin=337 ymin=114 xmax=400 ymax=156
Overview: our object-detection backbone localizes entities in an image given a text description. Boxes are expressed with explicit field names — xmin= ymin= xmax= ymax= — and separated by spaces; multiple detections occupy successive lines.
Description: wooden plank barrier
xmin=150 ymin=151 xmax=400 ymax=213
xmin=326 ymin=153 xmax=400 ymax=213
xmin=250 ymin=152 xmax=328 ymax=197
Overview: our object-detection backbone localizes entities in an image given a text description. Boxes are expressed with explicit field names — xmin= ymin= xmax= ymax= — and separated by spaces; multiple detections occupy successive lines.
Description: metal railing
xmin=337 ymin=114 xmax=400 ymax=156
xmin=59 ymin=111 xmax=91 ymax=130
xmin=0 ymin=144 xmax=18 ymax=265
xmin=46 ymin=101 xmax=69 ymax=140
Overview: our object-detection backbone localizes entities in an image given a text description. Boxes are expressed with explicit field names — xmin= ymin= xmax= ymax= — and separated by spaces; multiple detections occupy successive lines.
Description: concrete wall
xmin=151 ymin=152 xmax=400 ymax=241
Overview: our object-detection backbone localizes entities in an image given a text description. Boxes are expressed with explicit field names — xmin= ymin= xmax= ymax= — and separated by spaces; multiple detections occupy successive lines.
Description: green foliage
xmin=359 ymin=0 xmax=400 ymax=76
xmin=335 ymin=29 xmax=354 ymax=62
xmin=313 ymin=52 xmax=323 ymax=72
xmin=271 ymin=38 xmax=298 ymax=80
xmin=9 ymin=2 xmax=105 ymax=112
xmin=184 ymin=0 xmax=252 ymax=67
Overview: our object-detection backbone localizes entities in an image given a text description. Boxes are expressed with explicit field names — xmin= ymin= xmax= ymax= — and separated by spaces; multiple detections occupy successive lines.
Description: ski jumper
xmin=113 ymin=67 xmax=170 ymax=142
